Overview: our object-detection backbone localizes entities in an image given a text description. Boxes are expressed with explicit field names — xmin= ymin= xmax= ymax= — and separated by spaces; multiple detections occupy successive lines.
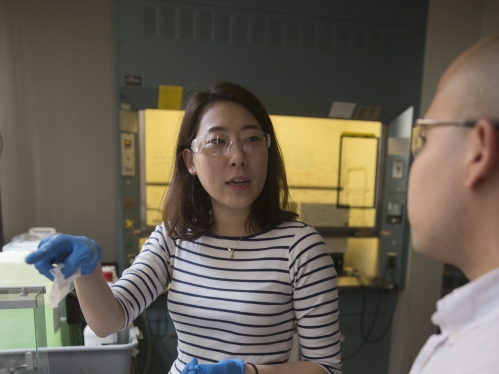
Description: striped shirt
xmin=112 ymin=220 xmax=342 ymax=374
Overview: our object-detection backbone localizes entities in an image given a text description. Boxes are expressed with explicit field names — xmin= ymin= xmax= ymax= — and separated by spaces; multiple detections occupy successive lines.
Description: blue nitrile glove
xmin=196 ymin=359 xmax=245 ymax=374
xmin=181 ymin=358 xmax=199 ymax=374
xmin=25 ymin=234 xmax=102 ymax=281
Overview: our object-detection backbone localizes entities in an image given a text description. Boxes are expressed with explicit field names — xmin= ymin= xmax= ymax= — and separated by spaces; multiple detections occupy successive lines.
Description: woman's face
xmin=183 ymin=101 xmax=268 ymax=217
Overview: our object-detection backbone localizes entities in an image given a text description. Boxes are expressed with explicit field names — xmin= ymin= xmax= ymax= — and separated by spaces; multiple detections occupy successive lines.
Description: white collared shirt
xmin=409 ymin=266 xmax=499 ymax=374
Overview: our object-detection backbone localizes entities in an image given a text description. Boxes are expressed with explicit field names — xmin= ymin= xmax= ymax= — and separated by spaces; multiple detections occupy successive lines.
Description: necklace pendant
xmin=228 ymin=248 xmax=234 ymax=259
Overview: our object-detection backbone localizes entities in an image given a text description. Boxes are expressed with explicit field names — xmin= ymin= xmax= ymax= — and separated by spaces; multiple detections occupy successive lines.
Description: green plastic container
xmin=0 ymin=286 xmax=50 ymax=373
xmin=0 ymin=250 xmax=62 ymax=348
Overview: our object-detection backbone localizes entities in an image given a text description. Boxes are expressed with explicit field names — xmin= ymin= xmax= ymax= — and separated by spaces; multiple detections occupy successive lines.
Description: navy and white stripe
xmin=112 ymin=221 xmax=342 ymax=374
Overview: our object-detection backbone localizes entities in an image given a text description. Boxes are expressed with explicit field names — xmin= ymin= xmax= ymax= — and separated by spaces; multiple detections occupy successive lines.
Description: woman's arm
xmin=74 ymin=263 xmax=125 ymax=337
xmin=25 ymin=234 xmax=126 ymax=337
xmin=76 ymin=224 xmax=173 ymax=336
xmin=245 ymin=361 xmax=328 ymax=374
xmin=289 ymin=226 xmax=342 ymax=374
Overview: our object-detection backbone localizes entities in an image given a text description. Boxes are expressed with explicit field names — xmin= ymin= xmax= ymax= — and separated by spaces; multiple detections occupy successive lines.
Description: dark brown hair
xmin=163 ymin=81 xmax=297 ymax=240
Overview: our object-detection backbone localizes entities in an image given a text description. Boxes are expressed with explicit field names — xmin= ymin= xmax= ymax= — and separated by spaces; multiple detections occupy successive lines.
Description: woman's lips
xmin=226 ymin=179 xmax=250 ymax=191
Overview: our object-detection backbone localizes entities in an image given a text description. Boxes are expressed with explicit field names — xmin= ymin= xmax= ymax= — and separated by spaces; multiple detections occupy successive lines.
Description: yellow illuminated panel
xmin=144 ymin=109 xmax=183 ymax=184
xmin=271 ymin=115 xmax=380 ymax=227
xmin=338 ymin=136 xmax=378 ymax=227
xmin=338 ymin=136 xmax=378 ymax=208
xmin=345 ymin=237 xmax=379 ymax=278
xmin=144 ymin=109 xmax=380 ymax=228
xmin=146 ymin=185 xmax=167 ymax=227
xmin=144 ymin=110 xmax=182 ymax=226
xmin=272 ymin=116 xmax=380 ymax=187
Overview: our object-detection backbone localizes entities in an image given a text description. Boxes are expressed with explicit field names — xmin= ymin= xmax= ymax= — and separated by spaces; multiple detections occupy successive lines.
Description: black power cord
xmin=343 ymin=265 xmax=399 ymax=361
xmin=360 ymin=270 xmax=399 ymax=344
xmin=8 ymin=365 xmax=38 ymax=374
xmin=132 ymin=290 xmax=172 ymax=374
xmin=132 ymin=310 xmax=152 ymax=374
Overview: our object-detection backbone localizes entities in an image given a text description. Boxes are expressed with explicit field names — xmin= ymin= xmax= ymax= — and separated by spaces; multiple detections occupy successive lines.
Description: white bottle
xmin=83 ymin=325 xmax=118 ymax=346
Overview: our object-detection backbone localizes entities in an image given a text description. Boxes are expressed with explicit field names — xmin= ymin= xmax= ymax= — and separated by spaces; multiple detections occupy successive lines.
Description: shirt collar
xmin=432 ymin=266 xmax=499 ymax=333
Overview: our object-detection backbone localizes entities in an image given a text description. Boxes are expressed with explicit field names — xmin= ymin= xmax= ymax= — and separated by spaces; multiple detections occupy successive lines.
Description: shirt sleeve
xmin=111 ymin=223 xmax=173 ymax=327
xmin=288 ymin=225 xmax=342 ymax=374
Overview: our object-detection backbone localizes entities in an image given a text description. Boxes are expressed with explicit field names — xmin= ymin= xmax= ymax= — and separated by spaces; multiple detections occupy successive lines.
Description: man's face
xmin=407 ymin=93 xmax=468 ymax=262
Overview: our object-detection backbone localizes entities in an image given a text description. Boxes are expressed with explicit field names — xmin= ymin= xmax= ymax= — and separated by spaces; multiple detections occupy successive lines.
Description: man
xmin=407 ymin=32 xmax=499 ymax=373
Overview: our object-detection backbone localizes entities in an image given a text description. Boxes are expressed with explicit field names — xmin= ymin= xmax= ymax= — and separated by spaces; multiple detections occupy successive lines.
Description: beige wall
xmin=389 ymin=1 xmax=499 ymax=373
xmin=0 ymin=0 xmax=118 ymax=262
xmin=420 ymin=0 xmax=495 ymax=114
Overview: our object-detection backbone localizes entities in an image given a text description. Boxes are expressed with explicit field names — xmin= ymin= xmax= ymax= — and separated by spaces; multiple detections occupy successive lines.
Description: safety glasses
xmin=190 ymin=130 xmax=271 ymax=157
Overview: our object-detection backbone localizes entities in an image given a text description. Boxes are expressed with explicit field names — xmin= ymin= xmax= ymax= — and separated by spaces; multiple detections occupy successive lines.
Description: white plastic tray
xmin=0 ymin=327 xmax=140 ymax=374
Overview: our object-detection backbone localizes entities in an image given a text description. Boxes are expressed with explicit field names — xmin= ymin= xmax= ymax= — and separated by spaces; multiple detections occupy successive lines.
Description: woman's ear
xmin=182 ymin=149 xmax=197 ymax=175
xmin=465 ymin=119 xmax=499 ymax=188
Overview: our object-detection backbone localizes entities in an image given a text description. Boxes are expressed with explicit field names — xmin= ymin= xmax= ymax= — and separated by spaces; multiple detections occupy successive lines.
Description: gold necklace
xmin=217 ymin=232 xmax=243 ymax=259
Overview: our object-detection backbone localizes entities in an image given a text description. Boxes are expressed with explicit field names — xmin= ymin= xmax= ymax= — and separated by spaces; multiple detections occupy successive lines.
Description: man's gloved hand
xmin=196 ymin=359 xmax=245 ymax=374
xmin=181 ymin=358 xmax=199 ymax=374
xmin=25 ymin=234 xmax=102 ymax=281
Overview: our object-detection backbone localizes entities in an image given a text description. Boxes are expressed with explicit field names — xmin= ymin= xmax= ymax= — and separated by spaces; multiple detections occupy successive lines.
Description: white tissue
xmin=49 ymin=263 xmax=81 ymax=309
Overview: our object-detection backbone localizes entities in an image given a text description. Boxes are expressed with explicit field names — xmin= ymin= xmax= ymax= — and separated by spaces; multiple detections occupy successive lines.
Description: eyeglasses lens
xmin=193 ymin=131 xmax=270 ymax=156
xmin=411 ymin=125 xmax=425 ymax=156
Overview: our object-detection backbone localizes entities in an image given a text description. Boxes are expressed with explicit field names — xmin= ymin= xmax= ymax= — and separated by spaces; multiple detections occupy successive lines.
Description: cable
xmin=132 ymin=309 xmax=152 ymax=374
xmin=8 ymin=365 xmax=38 ymax=374
xmin=147 ymin=291 xmax=170 ymax=339
xmin=132 ymin=292 xmax=169 ymax=374
xmin=361 ymin=270 xmax=399 ymax=344
xmin=342 ymin=265 xmax=399 ymax=360
xmin=341 ymin=327 xmax=367 ymax=361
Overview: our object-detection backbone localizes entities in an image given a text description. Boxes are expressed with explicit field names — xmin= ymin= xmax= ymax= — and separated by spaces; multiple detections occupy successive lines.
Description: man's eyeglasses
xmin=190 ymin=130 xmax=271 ymax=157
xmin=412 ymin=119 xmax=499 ymax=156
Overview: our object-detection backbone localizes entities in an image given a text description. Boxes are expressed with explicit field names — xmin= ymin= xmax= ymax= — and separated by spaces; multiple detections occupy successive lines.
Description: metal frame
xmin=138 ymin=110 xmax=147 ymax=231
xmin=336 ymin=134 xmax=380 ymax=209
xmin=0 ymin=286 xmax=46 ymax=310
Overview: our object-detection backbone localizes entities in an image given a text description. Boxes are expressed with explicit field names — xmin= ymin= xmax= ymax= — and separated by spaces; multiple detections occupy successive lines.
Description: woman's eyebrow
xmin=206 ymin=126 xmax=227 ymax=132
xmin=206 ymin=124 xmax=261 ymax=132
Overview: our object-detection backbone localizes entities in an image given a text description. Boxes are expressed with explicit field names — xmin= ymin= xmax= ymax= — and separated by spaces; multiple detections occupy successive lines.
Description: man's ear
xmin=182 ymin=149 xmax=197 ymax=175
xmin=465 ymin=119 xmax=499 ymax=188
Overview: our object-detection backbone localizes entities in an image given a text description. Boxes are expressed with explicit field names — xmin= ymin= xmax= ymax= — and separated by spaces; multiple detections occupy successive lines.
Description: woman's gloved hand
xmin=196 ymin=359 xmax=245 ymax=374
xmin=181 ymin=358 xmax=199 ymax=374
xmin=25 ymin=234 xmax=102 ymax=281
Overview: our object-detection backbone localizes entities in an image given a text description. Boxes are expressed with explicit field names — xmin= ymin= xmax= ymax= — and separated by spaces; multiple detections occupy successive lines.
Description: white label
xmin=392 ymin=159 xmax=404 ymax=179
xmin=53 ymin=306 xmax=60 ymax=334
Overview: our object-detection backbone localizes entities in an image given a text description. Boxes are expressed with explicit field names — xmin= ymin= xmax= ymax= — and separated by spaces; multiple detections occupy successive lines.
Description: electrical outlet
xmin=386 ymin=252 xmax=397 ymax=271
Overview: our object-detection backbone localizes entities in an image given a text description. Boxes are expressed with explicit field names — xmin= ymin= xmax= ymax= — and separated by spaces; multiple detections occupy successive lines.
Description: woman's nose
xmin=227 ymin=141 xmax=247 ymax=166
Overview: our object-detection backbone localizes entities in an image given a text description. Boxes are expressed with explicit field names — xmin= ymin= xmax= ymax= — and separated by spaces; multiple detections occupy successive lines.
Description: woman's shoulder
xmin=155 ymin=222 xmax=195 ymax=243
xmin=252 ymin=220 xmax=319 ymax=240
xmin=274 ymin=220 xmax=309 ymax=230
xmin=274 ymin=221 xmax=327 ymax=250
xmin=273 ymin=220 xmax=320 ymax=235
xmin=145 ymin=223 xmax=182 ymax=248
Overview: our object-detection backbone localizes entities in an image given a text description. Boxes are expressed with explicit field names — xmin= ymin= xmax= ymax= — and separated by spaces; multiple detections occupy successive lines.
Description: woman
xmin=26 ymin=81 xmax=342 ymax=374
